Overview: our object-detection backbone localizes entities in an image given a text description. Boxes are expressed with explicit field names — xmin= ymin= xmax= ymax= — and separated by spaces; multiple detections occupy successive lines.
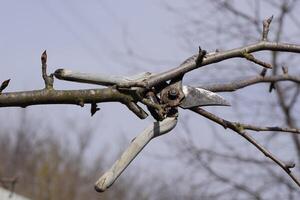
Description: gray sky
xmin=0 ymin=0 xmax=206 ymax=179
xmin=0 ymin=0 xmax=180 ymax=131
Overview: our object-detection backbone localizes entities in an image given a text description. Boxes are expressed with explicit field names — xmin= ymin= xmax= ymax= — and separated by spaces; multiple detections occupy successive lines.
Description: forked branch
xmin=191 ymin=107 xmax=300 ymax=187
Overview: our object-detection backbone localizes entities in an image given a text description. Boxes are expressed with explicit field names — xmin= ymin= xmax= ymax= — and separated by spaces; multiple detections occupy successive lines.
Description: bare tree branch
xmin=241 ymin=51 xmax=272 ymax=69
xmin=199 ymin=74 xmax=300 ymax=92
xmin=1 ymin=41 xmax=300 ymax=111
xmin=118 ymin=41 xmax=300 ymax=89
xmin=238 ymin=123 xmax=300 ymax=134
xmin=0 ymin=88 xmax=133 ymax=107
xmin=191 ymin=107 xmax=300 ymax=187
xmin=1 ymin=14 xmax=300 ymax=193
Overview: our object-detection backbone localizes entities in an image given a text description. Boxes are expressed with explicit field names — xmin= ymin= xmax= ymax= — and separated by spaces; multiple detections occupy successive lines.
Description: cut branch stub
xmin=41 ymin=50 xmax=54 ymax=90
xmin=195 ymin=46 xmax=207 ymax=67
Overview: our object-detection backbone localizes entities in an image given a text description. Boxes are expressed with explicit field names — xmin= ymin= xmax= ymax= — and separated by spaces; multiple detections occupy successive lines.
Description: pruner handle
xmin=94 ymin=117 xmax=177 ymax=192
xmin=54 ymin=68 xmax=152 ymax=86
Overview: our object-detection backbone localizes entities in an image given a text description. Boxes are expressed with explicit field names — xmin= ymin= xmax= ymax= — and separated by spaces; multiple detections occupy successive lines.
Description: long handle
xmin=54 ymin=68 xmax=152 ymax=86
xmin=94 ymin=117 xmax=177 ymax=192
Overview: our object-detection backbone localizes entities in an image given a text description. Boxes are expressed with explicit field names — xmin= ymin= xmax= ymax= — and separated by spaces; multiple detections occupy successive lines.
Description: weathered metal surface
xmin=180 ymin=86 xmax=230 ymax=108
xmin=160 ymin=76 xmax=184 ymax=107
xmin=95 ymin=117 xmax=177 ymax=192
xmin=54 ymin=69 xmax=152 ymax=86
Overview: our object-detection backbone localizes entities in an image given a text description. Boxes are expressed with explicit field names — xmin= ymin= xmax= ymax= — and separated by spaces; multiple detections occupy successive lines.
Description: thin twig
xmin=242 ymin=51 xmax=272 ymax=69
xmin=236 ymin=123 xmax=300 ymax=134
xmin=191 ymin=107 xmax=300 ymax=187
xmin=199 ymin=74 xmax=300 ymax=92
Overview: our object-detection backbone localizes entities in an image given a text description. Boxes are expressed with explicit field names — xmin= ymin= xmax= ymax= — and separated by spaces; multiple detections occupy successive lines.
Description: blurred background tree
xmin=0 ymin=111 xmax=177 ymax=200
xmin=163 ymin=0 xmax=300 ymax=199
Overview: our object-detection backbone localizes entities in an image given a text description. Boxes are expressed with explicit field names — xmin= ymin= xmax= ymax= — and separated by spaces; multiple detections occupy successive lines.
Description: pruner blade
xmin=180 ymin=86 xmax=230 ymax=109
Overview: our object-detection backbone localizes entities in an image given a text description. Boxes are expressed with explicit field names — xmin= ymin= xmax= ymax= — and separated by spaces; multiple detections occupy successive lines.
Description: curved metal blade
xmin=180 ymin=86 xmax=230 ymax=108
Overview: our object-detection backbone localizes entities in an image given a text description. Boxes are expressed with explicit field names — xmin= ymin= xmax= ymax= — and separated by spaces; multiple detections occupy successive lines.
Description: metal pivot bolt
xmin=168 ymin=88 xmax=178 ymax=100
xmin=161 ymin=85 xmax=185 ymax=107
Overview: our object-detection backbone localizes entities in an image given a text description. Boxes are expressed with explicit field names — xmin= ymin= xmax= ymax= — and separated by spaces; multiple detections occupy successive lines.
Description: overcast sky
xmin=0 ymin=0 xmax=181 ymax=132
xmin=0 ymin=0 xmax=209 ymax=179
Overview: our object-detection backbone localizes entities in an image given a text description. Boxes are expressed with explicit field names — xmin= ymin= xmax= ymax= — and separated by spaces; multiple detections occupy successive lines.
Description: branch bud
xmin=41 ymin=50 xmax=47 ymax=64
xmin=0 ymin=79 xmax=10 ymax=93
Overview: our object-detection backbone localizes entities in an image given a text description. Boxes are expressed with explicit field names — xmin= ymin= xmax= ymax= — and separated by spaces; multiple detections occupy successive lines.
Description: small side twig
xmin=242 ymin=51 xmax=272 ymax=69
xmin=262 ymin=16 xmax=273 ymax=41
xmin=191 ymin=107 xmax=300 ymax=188
xmin=199 ymin=74 xmax=300 ymax=92
xmin=234 ymin=123 xmax=300 ymax=134
xmin=41 ymin=50 xmax=54 ymax=90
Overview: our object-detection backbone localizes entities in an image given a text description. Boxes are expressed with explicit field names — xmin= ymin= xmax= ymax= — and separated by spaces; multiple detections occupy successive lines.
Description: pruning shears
xmin=54 ymin=68 xmax=230 ymax=192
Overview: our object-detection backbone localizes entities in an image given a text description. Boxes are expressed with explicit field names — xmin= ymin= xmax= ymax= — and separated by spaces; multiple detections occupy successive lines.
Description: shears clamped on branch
xmin=54 ymin=68 xmax=230 ymax=192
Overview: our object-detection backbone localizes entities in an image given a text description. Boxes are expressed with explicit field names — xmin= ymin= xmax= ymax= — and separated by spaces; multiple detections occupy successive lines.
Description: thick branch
xmin=0 ymin=88 xmax=134 ymax=108
xmin=118 ymin=41 xmax=300 ymax=88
